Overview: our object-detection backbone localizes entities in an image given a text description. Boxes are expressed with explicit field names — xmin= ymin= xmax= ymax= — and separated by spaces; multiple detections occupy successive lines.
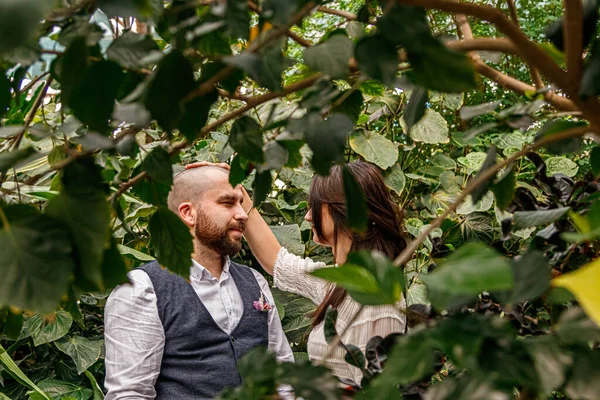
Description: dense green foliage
xmin=1 ymin=0 xmax=600 ymax=399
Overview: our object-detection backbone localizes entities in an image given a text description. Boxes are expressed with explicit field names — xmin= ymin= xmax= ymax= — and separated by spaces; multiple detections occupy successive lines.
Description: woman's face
xmin=304 ymin=205 xmax=335 ymax=247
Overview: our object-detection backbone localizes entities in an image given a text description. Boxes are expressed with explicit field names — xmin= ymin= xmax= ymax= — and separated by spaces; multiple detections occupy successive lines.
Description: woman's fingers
xmin=185 ymin=161 xmax=231 ymax=170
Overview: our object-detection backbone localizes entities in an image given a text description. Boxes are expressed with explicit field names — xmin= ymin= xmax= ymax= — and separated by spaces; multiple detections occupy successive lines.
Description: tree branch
xmin=563 ymin=0 xmax=584 ymax=90
xmin=316 ymin=6 xmax=357 ymax=21
xmin=107 ymin=73 xmax=323 ymax=202
xmin=12 ymin=77 xmax=53 ymax=151
xmin=396 ymin=0 xmax=569 ymax=91
xmin=392 ymin=126 xmax=594 ymax=267
xmin=446 ymin=37 xmax=519 ymax=55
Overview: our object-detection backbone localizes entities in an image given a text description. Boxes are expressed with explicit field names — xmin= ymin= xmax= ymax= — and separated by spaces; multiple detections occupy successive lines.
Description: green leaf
xmin=142 ymin=146 xmax=173 ymax=187
xmin=377 ymin=4 xmax=430 ymax=47
xmin=493 ymin=165 xmax=516 ymax=210
xmin=26 ymin=311 xmax=73 ymax=347
xmin=383 ymin=164 xmax=406 ymax=196
xmin=0 ymin=344 xmax=51 ymax=400
xmin=311 ymin=264 xmax=381 ymax=304
xmin=144 ymin=50 xmax=194 ymax=131
xmin=323 ymin=306 xmax=338 ymax=344
xmin=271 ymin=224 xmax=304 ymax=256
xmin=106 ymin=31 xmax=161 ymax=69
xmin=470 ymin=146 xmax=497 ymax=204
xmin=305 ymin=113 xmax=355 ymax=175
xmin=46 ymin=160 xmax=110 ymax=291
xmin=497 ymin=251 xmax=551 ymax=304
xmin=354 ymin=35 xmax=398 ymax=87
xmin=263 ymin=141 xmax=289 ymax=170
xmin=148 ymin=206 xmax=194 ymax=277
xmin=179 ymin=89 xmax=218 ymax=143
xmin=403 ymin=88 xmax=428 ymax=132
xmin=225 ymin=0 xmax=250 ymax=40
xmin=401 ymin=108 xmax=449 ymax=144
xmin=304 ymin=34 xmax=353 ymax=79
xmin=349 ymin=131 xmax=398 ymax=170
xmin=84 ymin=370 xmax=104 ymax=400
xmin=545 ymin=0 xmax=599 ymax=52
xmin=70 ymin=60 xmax=125 ymax=133
xmin=421 ymin=243 xmax=513 ymax=310
xmin=430 ymin=91 xmax=463 ymax=110
xmin=230 ymin=116 xmax=264 ymax=163
xmin=524 ymin=336 xmax=572 ymax=395
xmin=0 ymin=0 xmax=47 ymax=55
xmin=565 ymin=347 xmax=600 ymax=400
xmin=29 ymin=378 xmax=92 ymax=400
xmin=545 ymin=156 xmax=578 ymax=177
xmin=229 ymin=154 xmax=249 ymax=187
xmin=117 ymin=244 xmax=155 ymax=262
xmin=253 ymin=170 xmax=272 ymax=207
xmin=513 ymin=207 xmax=569 ymax=229
xmin=0 ymin=208 xmax=74 ymax=314
xmin=0 ymin=70 xmax=10 ymax=118
xmin=55 ymin=336 xmax=103 ymax=375
xmin=0 ymin=147 xmax=38 ymax=174
xmin=2 ymin=308 xmax=23 ymax=340
xmin=342 ymin=165 xmax=368 ymax=232
xmin=134 ymin=178 xmax=171 ymax=206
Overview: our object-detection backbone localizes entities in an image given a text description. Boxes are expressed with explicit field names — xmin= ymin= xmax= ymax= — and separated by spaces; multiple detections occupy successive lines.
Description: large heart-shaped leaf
xmin=26 ymin=311 xmax=73 ymax=346
xmin=349 ymin=131 xmax=398 ymax=170
xmin=55 ymin=336 xmax=104 ymax=374
xmin=148 ymin=206 xmax=194 ymax=277
xmin=400 ymin=109 xmax=449 ymax=144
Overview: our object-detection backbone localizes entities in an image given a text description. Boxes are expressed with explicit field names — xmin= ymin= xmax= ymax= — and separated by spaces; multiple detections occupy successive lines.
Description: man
xmin=104 ymin=166 xmax=293 ymax=399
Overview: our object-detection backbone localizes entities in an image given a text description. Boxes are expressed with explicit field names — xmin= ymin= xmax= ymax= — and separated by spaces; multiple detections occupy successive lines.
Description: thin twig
xmin=316 ymin=6 xmax=357 ymax=21
xmin=392 ymin=126 xmax=593 ymax=267
xmin=11 ymin=77 xmax=53 ymax=151
xmin=18 ymin=72 xmax=50 ymax=95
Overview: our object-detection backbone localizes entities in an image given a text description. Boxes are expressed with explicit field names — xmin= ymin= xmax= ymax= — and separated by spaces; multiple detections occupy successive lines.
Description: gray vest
xmin=138 ymin=261 xmax=269 ymax=399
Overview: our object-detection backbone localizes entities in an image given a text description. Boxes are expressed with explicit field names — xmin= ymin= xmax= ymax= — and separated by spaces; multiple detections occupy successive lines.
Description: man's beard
xmin=194 ymin=207 xmax=245 ymax=257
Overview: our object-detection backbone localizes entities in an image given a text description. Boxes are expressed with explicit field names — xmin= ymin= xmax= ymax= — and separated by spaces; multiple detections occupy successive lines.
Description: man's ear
xmin=178 ymin=202 xmax=195 ymax=227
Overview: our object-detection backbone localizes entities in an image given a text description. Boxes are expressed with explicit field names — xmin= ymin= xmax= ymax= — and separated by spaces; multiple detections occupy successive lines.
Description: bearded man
xmin=104 ymin=166 xmax=293 ymax=399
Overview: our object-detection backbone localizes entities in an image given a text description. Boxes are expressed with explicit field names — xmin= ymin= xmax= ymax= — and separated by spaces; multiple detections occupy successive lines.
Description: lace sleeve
xmin=272 ymin=247 xmax=330 ymax=305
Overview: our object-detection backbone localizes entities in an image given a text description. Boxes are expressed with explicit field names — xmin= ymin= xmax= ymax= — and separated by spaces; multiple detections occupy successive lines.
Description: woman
xmin=186 ymin=161 xmax=407 ymax=384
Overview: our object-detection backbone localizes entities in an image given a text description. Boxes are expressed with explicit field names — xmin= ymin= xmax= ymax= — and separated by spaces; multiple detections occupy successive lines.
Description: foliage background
xmin=1 ymin=0 xmax=600 ymax=399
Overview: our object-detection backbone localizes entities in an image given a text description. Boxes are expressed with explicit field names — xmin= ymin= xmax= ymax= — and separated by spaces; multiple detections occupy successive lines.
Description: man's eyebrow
xmin=217 ymin=193 xmax=242 ymax=202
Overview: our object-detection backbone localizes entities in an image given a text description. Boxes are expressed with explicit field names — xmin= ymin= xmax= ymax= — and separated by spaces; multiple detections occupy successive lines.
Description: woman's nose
xmin=304 ymin=208 xmax=312 ymax=222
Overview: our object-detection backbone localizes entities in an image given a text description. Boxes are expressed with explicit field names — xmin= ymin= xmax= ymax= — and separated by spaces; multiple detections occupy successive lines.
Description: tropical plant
xmin=1 ymin=0 xmax=600 ymax=399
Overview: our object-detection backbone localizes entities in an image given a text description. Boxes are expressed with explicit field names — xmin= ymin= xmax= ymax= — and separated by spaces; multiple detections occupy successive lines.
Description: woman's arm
xmin=240 ymin=186 xmax=281 ymax=275
xmin=185 ymin=162 xmax=281 ymax=275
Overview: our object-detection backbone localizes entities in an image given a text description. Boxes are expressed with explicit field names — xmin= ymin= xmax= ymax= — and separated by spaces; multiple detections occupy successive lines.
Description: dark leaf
xmin=106 ymin=31 xmax=162 ymax=69
xmin=229 ymin=154 xmax=249 ymax=187
xmin=0 ymin=206 xmax=74 ymax=314
xmin=535 ymin=119 xmax=588 ymax=155
xmin=2 ymin=308 xmax=23 ymax=340
xmin=70 ymin=60 xmax=125 ymax=133
xmin=230 ymin=116 xmax=264 ymax=163
xmin=134 ymin=178 xmax=171 ymax=206
xmin=404 ymin=87 xmax=428 ymax=132
xmin=26 ymin=311 xmax=73 ymax=346
xmin=524 ymin=336 xmax=572 ymax=395
xmin=55 ymin=335 xmax=103 ymax=375
xmin=344 ymin=344 xmax=366 ymax=370
xmin=57 ymin=36 xmax=89 ymax=107
xmin=304 ymin=34 xmax=353 ymax=79
xmin=580 ymin=38 xmax=600 ymax=98
xmin=545 ymin=0 xmax=599 ymax=51
xmin=493 ymin=164 xmax=516 ymax=211
xmin=224 ymin=39 xmax=286 ymax=91
xmin=354 ymin=35 xmax=398 ymax=87
xmin=97 ymin=0 xmax=159 ymax=20
xmin=101 ymin=237 xmax=130 ymax=289
xmin=144 ymin=50 xmax=195 ymax=131
xmin=591 ymin=146 xmax=600 ymax=177
xmin=0 ymin=147 xmax=38 ymax=174
xmin=0 ymin=69 xmax=10 ymax=118
xmin=332 ymin=90 xmax=364 ymax=124
xmin=179 ymin=89 xmax=218 ymax=142
xmin=148 ymin=206 xmax=194 ymax=277
xmin=279 ymin=358 xmax=339 ymax=400
xmin=142 ymin=146 xmax=173 ymax=187
xmin=225 ymin=0 xmax=250 ymax=40
xmin=513 ymin=207 xmax=570 ymax=229
xmin=494 ymin=251 xmax=551 ymax=304
xmin=305 ymin=113 xmax=355 ymax=175
xmin=324 ymin=306 xmax=338 ymax=344
xmin=471 ymin=146 xmax=497 ymax=204
xmin=377 ymin=4 xmax=430 ymax=47
xmin=253 ymin=170 xmax=272 ymax=207
xmin=420 ymin=242 xmax=513 ymax=310
xmin=46 ymin=160 xmax=111 ymax=292
xmin=459 ymin=101 xmax=502 ymax=120
xmin=342 ymin=164 xmax=368 ymax=232
xmin=262 ymin=141 xmax=289 ymax=170
xmin=565 ymin=346 xmax=600 ymax=399
xmin=0 ymin=0 xmax=46 ymax=55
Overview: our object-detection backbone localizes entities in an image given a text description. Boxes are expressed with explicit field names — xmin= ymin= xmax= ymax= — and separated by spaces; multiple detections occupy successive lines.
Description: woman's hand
xmin=185 ymin=161 xmax=230 ymax=171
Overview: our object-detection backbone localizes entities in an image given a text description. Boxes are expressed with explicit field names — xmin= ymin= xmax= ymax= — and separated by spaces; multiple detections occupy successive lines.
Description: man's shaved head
xmin=167 ymin=166 xmax=229 ymax=215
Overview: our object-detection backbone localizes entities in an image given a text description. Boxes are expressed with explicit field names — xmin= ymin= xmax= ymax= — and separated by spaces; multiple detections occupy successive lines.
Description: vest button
xmin=231 ymin=335 xmax=235 ymax=342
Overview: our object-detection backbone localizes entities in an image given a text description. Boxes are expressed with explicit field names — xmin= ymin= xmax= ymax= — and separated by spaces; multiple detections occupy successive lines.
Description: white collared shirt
xmin=104 ymin=259 xmax=294 ymax=400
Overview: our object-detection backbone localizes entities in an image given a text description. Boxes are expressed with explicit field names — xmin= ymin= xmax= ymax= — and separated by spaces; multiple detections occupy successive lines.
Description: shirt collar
xmin=190 ymin=257 xmax=231 ymax=281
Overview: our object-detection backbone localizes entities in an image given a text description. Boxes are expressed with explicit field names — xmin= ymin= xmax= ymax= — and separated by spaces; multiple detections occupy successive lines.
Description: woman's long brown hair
xmin=309 ymin=161 xmax=407 ymax=326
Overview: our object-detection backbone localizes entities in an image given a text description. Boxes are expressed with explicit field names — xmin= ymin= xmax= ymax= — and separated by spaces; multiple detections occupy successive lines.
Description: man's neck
xmin=193 ymin=242 xmax=227 ymax=280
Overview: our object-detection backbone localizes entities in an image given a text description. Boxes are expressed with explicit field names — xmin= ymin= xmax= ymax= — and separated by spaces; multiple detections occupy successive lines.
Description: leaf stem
xmin=0 ymin=205 xmax=10 ymax=233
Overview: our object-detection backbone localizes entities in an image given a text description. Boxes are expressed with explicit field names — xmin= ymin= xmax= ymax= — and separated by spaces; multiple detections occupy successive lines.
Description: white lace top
xmin=273 ymin=247 xmax=406 ymax=384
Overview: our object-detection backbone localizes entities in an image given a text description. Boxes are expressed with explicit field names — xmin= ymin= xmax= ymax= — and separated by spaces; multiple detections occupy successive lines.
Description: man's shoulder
xmin=230 ymin=262 xmax=268 ymax=286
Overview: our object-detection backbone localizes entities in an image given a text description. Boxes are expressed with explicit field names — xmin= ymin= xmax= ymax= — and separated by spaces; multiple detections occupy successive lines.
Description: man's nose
xmin=235 ymin=204 xmax=249 ymax=222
